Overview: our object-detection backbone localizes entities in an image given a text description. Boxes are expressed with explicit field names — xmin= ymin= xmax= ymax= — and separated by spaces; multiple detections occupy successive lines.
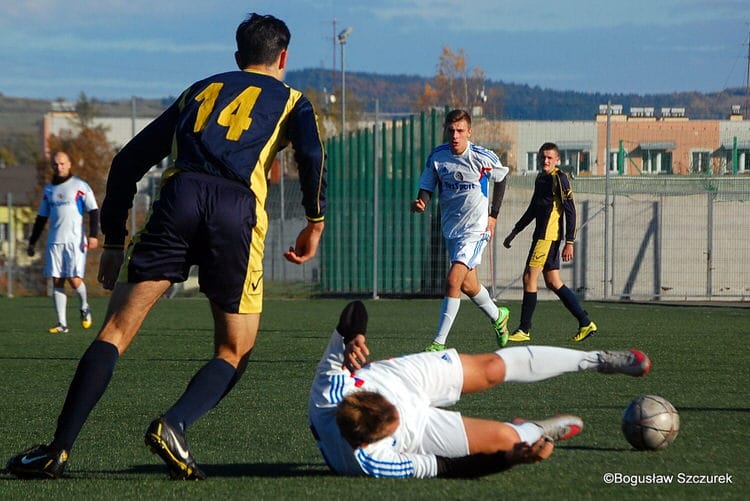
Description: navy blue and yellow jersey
xmin=101 ymin=69 xmax=326 ymax=246
xmin=511 ymin=167 xmax=576 ymax=243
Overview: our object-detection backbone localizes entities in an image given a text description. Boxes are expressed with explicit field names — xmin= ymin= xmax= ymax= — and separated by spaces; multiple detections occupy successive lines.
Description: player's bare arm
xmin=486 ymin=216 xmax=497 ymax=237
xmin=284 ymin=220 xmax=325 ymax=264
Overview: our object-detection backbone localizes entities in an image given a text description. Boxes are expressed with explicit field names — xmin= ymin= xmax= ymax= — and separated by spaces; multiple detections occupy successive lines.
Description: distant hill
xmin=286 ymin=68 xmax=748 ymax=120
xmin=1 ymin=70 xmax=746 ymax=137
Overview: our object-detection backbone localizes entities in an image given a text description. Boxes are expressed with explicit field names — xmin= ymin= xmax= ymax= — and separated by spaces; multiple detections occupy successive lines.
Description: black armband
xmin=336 ymin=300 xmax=368 ymax=343
xmin=435 ymin=452 xmax=513 ymax=478
xmin=88 ymin=209 xmax=100 ymax=238
xmin=28 ymin=215 xmax=48 ymax=246
xmin=489 ymin=179 xmax=507 ymax=218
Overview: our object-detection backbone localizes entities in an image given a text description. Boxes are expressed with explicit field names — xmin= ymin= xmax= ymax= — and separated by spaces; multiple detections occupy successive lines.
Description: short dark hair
xmin=336 ymin=391 xmax=399 ymax=447
xmin=444 ymin=109 xmax=472 ymax=128
xmin=539 ymin=142 xmax=559 ymax=156
xmin=235 ymin=13 xmax=291 ymax=68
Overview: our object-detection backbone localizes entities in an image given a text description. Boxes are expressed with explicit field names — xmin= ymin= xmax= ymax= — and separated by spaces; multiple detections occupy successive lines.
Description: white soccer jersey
xmin=308 ymin=331 xmax=466 ymax=479
xmin=418 ymin=142 xmax=509 ymax=240
xmin=38 ymin=176 xmax=98 ymax=245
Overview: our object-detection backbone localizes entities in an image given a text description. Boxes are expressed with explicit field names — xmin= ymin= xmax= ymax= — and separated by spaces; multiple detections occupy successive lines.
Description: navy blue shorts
xmin=122 ymin=171 xmax=265 ymax=314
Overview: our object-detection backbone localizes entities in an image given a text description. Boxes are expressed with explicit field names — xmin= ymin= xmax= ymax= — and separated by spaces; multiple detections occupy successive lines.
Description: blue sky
xmin=1 ymin=0 xmax=748 ymax=101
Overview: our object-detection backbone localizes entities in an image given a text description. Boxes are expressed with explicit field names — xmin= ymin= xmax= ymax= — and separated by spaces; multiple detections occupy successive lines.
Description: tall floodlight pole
xmin=338 ymin=27 xmax=353 ymax=135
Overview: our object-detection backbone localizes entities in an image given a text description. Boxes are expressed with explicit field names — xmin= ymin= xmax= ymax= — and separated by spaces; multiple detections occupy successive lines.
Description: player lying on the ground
xmin=308 ymin=301 xmax=651 ymax=478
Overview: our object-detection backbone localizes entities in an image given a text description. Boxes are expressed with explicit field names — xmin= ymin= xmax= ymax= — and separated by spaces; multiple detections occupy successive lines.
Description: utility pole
xmin=332 ymin=18 xmax=337 ymax=99
xmin=604 ymin=101 xmax=612 ymax=300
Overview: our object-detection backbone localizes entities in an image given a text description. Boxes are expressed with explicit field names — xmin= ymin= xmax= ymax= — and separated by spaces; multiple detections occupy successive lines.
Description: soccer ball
xmin=621 ymin=395 xmax=680 ymax=450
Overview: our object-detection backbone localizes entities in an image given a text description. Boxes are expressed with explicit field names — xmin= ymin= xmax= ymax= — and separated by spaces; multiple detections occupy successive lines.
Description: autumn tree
xmin=38 ymin=94 xmax=116 ymax=201
xmin=418 ymin=46 xmax=488 ymax=112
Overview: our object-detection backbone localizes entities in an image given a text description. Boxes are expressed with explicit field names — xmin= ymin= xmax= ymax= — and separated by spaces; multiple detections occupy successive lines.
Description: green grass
xmin=1 ymin=297 xmax=748 ymax=500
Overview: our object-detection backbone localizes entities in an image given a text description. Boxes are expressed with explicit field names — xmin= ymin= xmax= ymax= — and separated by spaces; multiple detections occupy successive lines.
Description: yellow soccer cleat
xmin=508 ymin=329 xmax=531 ymax=342
xmin=571 ymin=321 xmax=597 ymax=342
xmin=81 ymin=308 xmax=93 ymax=329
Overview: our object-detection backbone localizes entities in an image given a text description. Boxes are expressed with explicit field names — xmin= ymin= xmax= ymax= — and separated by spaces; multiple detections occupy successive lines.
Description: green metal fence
xmin=321 ymin=109 xmax=449 ymax=296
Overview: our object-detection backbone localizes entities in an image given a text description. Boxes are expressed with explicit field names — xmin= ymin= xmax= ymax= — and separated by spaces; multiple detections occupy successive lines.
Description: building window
xmin=526 ymin=152 xmax=538 ymax=172
xmin=559 ymin=149 xmax=590 ymax=175
xmin=690 ymin=151 xmax=711 ymax=174
xmin=642 ymin=150 xmax=672 ymax=174
xmin=723 ymin=149 xmax=749 ymax=174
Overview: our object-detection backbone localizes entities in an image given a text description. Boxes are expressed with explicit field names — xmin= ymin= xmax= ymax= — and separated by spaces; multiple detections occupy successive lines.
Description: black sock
xmin=164 ymin=358 xmax=237 ymax=432
xmin=553 ymin=285 xmax=590 ymax=326
xmin=519 ymin=291 xmax=537 ymax=332
xmin=52 ymin=340 xmax=119 ymax=450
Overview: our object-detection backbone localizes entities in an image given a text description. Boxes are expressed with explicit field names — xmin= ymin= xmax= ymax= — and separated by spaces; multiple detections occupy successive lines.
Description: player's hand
xmin=411 ymin=199 xmax=426 ymax=213
xmin=503 ymin=232 xmax=516 ymax=249
xmin=344 ymin=334 xmax=370 ymax=372
xmin=87 ymin=236 xmax=99 ymax=250
xmin=284 ymin=221 xmax=325 ymax=264
xmin=98 ymin=247 xmax=124 ymax=290
xmin=26 ymin=244 xmax=35 ymax=257
xmin=486 ymin=216 xmax=497 ymax=238
xmin=562 ymin=242 xmax=574 ymax=262
xmin=505 ymin=437 xmax=554 ymax=464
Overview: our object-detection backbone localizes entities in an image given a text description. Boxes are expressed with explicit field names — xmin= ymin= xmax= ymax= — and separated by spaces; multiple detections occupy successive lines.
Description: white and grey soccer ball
xmin=622 ymin=395 xmax=680 ymax=450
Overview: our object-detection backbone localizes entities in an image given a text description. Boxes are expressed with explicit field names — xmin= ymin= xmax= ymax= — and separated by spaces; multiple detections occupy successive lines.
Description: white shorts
xmin=44 ymin=242 xmax=87 ymax=279
xmin=369 ymin=349 xmax=470 ymax=457
xmin=446 ymin=231 xmax=490 ymax=269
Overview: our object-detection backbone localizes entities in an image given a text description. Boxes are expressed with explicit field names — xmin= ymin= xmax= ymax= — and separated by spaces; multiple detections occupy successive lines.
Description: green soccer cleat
xmin=145 ymin=416 xmax=206 ymax=480
xmin=6 ymin=444 xmax=69 ymax=479
xmin=508 ymin=329 xmax=531 ymax=342
xmin=424 ymin=341 xmax=446 ymax=352
xmin=493 ymin=307 xmax=510 ymax=347
xmin=571 ymin=321 xmax=597 ymax=342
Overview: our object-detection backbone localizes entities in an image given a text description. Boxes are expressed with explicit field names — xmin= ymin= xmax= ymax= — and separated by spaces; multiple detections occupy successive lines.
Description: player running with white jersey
xmin=412 ymin=109 xmax=510 ymax=351
xmin=27 ymin=151 xmax=99 ymax=333
xmin=308 ymin=301 xmax=652 ymax=479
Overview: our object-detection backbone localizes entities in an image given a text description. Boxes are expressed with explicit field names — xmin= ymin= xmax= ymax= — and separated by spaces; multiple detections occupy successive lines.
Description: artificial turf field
xmin=0 ymin=296 xmax=747 ymax=500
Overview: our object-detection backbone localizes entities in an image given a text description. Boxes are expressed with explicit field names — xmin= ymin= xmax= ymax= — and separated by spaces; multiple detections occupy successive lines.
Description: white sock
xmin=74 ymin=282 xmax=89 ymax=311
xmin=52 ymin=287 xmax=67 ymax=326
xmin=433 ymin=297 xmax=460 ymax=344
xmin=506 ymin=422 xmax=544 ymax=445
xmin=469 ymin=286 xmax=499 ymax=322
xmin=497 ymin=346 xmax=600 ymax=383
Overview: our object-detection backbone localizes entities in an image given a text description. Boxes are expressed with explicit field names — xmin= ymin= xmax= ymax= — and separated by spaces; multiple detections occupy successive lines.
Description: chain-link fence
xmin=3 ymin=121 xmax=749 ymax=303
xmin=491 ymin=176 xmax=750 ymax=303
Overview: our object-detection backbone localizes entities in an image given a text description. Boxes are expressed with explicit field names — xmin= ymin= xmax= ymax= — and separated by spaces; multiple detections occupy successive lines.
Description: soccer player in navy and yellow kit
xmin=503 ymin=142 xmax=597 ymax=343
xmin=7 ymin=13 xmax=325 ymax=480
